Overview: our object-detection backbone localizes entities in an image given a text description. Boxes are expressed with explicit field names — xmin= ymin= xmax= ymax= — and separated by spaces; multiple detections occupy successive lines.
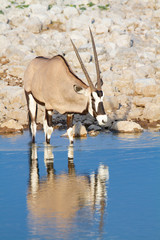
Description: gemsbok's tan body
xmin=24 ymin=29 xmax=108 ymax=144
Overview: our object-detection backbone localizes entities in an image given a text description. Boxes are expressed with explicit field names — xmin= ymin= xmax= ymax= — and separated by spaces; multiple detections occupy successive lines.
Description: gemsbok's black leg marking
xmin=44 ymin=110 xmax=53 ymax=144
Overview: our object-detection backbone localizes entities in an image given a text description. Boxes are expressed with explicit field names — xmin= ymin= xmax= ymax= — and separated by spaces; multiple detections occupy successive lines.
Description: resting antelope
xmin=24 ymin=29 xmax=108 ymax=144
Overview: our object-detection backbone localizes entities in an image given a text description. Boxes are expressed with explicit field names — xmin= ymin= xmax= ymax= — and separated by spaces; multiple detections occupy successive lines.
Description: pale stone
xmin=0 ymin=35 xmax=10 ymax=56
xmin=63 ymin=6 xmax=79 ymax=19
xmin=9 ymin=15 xmax=26 ymax=28
xmin=102 ymin=81 xmax=114 ymax=97
xmin=72 ymin=122 xmax=87 ymax=137
xmin=6 ymin=109 xmax=28 ymax=126
xmin=0 ymin=22 xmax=10 ymax=34
xmin=7 ymin=65 xmax=25 ymax=79
xmin=89 ymin=130 xmax=100 ymax=137
xmin=134 ymin=78 xmax=159 ymax=97
xmin=127 ymin=106 xmax=143 ymax=121
xmin=29 ymin=4 xmax=47 ymax=14
xmin=115 ymin=34 xmax=130 ymax=48
xmin=0 ymin=86 xmax=26 ymax=107
xmin=105 ymin=42 xmax=117 ymax=58
xmin=62 ymin=122 xmax=87 ymax=138
xmin=1 ymin=119 xmax=23 ymax=132
xmin=103 ymin=96 xmax=119 ymax=113
xmin=95 ymin=24 xmax=108 ymax=35
xmin=133 ymin=96 xmax=152 ymax=107
xmin=111 ymin=121 xmax=143 ymax=133
xmin=143 ymin=103 xmax=160 ymax=121
xmin=24 ymin=16 xmax=42 ymax=33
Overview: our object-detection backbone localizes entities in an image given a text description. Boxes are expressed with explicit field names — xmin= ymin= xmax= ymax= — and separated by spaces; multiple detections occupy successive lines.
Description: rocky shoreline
xmin=0 ymin=0 xmax=160 ymax=136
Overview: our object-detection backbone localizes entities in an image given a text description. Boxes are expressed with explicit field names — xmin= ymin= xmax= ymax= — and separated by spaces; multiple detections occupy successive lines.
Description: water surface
xmin=0 ymin=130 xmax=159 ymax=240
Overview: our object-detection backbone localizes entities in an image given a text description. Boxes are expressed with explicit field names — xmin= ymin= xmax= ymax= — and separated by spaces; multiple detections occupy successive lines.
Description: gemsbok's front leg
xmin=27 ymin=93 xmax=37 ymax=143
xmin=43 ymin=110 xmax=53 ymax=144
xmin=67 ymin=114 xmax=74 ymax=145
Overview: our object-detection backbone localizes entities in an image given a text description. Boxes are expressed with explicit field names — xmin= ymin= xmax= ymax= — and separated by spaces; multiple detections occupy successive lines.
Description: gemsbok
xmin=24 ymin=29 xmax=108 ymax=144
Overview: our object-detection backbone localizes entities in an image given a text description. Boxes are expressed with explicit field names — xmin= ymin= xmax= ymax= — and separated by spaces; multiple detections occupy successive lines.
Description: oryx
xmin=24 ymin=29 xmax=107 ymax=144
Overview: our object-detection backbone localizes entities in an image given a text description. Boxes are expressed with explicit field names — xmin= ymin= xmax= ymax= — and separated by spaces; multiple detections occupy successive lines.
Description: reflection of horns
xmin=89 ymin=28 xmax=101 ymax=90
xmin=71 ymin=39 xmax=96 ymax=92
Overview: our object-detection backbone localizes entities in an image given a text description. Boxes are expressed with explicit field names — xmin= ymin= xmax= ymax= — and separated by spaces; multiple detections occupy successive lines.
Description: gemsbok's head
xmin=71 ymin=28 xmax=108 ymax=126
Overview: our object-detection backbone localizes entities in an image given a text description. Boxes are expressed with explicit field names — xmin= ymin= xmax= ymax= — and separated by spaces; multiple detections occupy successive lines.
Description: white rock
xmin=134 ymin=78 xmax=160 ymax=97
xmin=24 ymin=16 xmax=42 ymax=33
xmin=63 ymin=6 xmax=79 ymax=19
xmin=95 ymin=23 xmax=108 ymax=35
xmin=62 ymin=122 xmax=87 ymax=138
xmin=115 ymin=34 xmax=130 ymax=48
xmin=29 ymin=4 xmax=47 ymax=14
xmin=7 ymin=65 xmax=26 ymax=79
xmin=72 ymin=122 xmax=87 ymax=137
xmin=143 ymin=103 xmax=160 ymax=121
xmin=0 ymin=86 xmax=26 ymax=107
xmin=132 ymin=96 xmax=152 ymax=107
xmin=111 ymin=121 xmax=143 ymax=133
xmin=127 ymin=106 xmax=143 ymax=121
xmin=0 ymin=22 xmax=10 ymax=34
xmin=1 ymin=119 xmax=23 ymax=132
xmin=103 ymin=96 xmax=119 ymax=113
xmin=0 ymin=35 xmax=10 ymax=56
xmin=6 ymin=109 xmax=28 ymax=126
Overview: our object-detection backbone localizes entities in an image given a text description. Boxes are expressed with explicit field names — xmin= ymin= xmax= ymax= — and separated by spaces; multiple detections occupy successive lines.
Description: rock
xmin=7 ymin=65 xmax=26 ymax=79
xmin=0 ymin=22 xmax=10 ymax=34
xmin=24 ymin=16 xmax=42 ymax=33
xmin=127 ymin=106 xmax=143 ymax=121
xmin=0 ymin=86 xmax=26 ymax=106
xmin=63 ymin=6 xmax=79 ymax=20
xmin=0 ymin=119 xmax=23 ymax=133
xmin=87 ymin=125 xmax=102 ymax=131
xmin=132 ymin=96 xmax=152 ymax=107
xmin=83 ymin=119 xmax=94 ymax=127
xmin=134 ymin=78 xmax=160 ymax=97
xmin=62 ymin=122 xmax=87 ymax=138
xmin=143 ymin=103 xmax=160 ymax=122
xmin=103 ymin=96 xmax=119 ymax=113
xmin=73 ymin=122 xmax=87 ymax=137
xmin=111 ymin=121 xmax=143 ymax=133
xmin=6 ymin=109 xmax=28 ymax=126
xmin=88 ymin=130 xmax=100 ymax=137
xmin=0 ymin=35 xmax=10 ymax=56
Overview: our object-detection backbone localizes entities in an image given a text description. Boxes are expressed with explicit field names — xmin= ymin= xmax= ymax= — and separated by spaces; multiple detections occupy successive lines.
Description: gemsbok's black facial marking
xmin=96 ymin=90 xmax=103 ymax=98
xmin=97 ymin=102 xmax=105 ymax=115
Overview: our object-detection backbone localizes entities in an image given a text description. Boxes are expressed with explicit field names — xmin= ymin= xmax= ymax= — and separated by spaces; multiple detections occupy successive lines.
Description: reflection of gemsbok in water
xmin=27 ymin=144 xmax=109 ymax=239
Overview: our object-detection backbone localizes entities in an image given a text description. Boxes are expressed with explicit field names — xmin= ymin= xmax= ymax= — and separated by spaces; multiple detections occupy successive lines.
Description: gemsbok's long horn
xmin=89 ymin=28 xmax=101 ymax=91
xmin=71 ymin=39 xmax=96 ymax=92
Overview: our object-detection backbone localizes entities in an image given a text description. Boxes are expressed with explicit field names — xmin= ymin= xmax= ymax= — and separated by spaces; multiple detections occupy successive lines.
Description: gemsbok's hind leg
xmin=43 ymin=110 xmax=53 ymax=144
xmin=28 ymin=93 xmax=37 ymax=143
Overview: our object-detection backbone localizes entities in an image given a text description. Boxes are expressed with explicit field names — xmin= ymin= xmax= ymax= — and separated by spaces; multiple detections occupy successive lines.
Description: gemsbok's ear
xmin=73 ymin=85 xmax=87 ymax=95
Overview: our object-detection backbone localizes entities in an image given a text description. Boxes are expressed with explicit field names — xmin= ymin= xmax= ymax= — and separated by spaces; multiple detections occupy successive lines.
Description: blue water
xmin=0 ymin=130 xmax=160 ymax=240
